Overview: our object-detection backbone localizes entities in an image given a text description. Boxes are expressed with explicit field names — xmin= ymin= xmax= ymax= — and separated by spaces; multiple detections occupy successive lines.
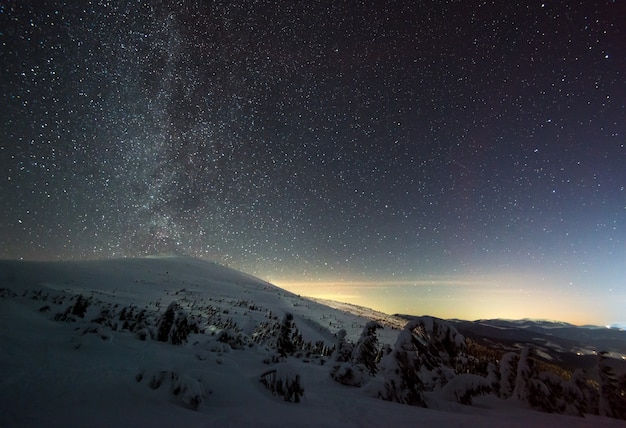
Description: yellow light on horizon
xmin=272 ymin=276 xmax=603 ymax=326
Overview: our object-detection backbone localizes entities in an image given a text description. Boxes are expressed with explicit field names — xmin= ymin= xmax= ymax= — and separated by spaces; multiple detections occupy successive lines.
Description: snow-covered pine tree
xmin=330 ymin=322 xmax=384 ymax=387
xmin=402 ymin=317 xmax=467 ymax=390
xmin=533 ymin=371 xmax=565 ymax=414
xmin=291 ymin=328 xmax=304 ymax=352
xmin=486 ymin=361 xmax=500 ymax=394
xmin=277 ymin=313 xmax=295 ymax=357
xmin=352 ymin=321 xmax=383 ymax=376
xmin=411 ymin=317 xmax=465 ymax=369
xmin=330 ymin=328 xmax=362 ymax=386
xmin=598 ymin=351 xmax=626 ymax=419
xmin=71 ymin=294 xmax=90 ymax=318
xmin=568 ymin=369 xmax=599 ymax=416
xmin=512 ymin=346 xmax=533 ymax=403
xmin=133 ymin=309 xmax=152 ymax=340
xmin=498 ymin=351 xmax=518 ymax=398
xmin=510 ymin=346 xmax=567 ymax=414
xmin=378 ymin=319 xmax=426 ymax=407
xmin=333 ymin=329 xmax=354 ymax=363
xmin=156 ymin=301 xmax=197 ymax=345
xmin=617 ymin=373 xmax=626 ymax=412
xmin=619 ymin=371 xmax=626 ymax=419
xmin=156 ymin=303 xmax=175 ymax=342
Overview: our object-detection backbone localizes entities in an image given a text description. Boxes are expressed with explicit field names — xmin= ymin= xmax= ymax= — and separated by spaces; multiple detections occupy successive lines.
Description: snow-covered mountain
xmin=0 ymin=256 xmax=624 ymax=427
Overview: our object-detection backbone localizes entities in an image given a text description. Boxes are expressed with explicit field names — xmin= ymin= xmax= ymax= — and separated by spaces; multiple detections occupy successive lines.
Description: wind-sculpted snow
xmin=0 ymin=256 xmax=624 ymax=427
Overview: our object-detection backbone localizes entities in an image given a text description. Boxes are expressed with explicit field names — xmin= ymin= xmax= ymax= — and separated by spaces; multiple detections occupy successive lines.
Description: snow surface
xmin=0 ymin=256 xmax=624 ymax=427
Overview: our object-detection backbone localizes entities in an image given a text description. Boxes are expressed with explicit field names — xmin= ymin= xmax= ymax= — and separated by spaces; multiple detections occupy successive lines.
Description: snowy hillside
xmin=0 ymin=256 xmax=624 ymax=427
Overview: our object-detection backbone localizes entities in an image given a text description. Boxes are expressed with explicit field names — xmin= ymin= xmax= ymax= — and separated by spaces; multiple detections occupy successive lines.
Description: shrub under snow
xmin=260 ymin=363 xmax=305 ymax=403
xmin=136 ymin=370 xmax=209 ymax=411
xmin=437 ymin=374 xmax=491 ymax=405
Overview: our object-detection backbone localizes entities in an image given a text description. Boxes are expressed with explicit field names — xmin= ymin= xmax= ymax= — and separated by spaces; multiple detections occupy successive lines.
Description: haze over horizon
xmin=1 ymin=2 xmax=624 ymax=326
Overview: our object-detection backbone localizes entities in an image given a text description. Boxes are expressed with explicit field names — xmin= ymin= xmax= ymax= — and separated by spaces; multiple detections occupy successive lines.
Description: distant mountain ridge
xmin=472 ymin=318 xmax=626 ymax=331
xmin=475 ymin=318 xmax=578 ymax=329
xmin=444 ymin=317 xmax=626 ymax=374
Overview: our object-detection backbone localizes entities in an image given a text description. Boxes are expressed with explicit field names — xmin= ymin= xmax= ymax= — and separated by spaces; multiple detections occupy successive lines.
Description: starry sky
xmin=1 ymin=1 xmax=624 ymax=325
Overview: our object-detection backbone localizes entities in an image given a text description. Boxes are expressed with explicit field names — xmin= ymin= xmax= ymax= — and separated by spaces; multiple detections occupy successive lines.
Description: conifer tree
xmin=379 ymin=319 xmax=426 ymax=406
xmin=329 ymin=329 xmax=361 ymax=386
xmin=486 ymin=362 xmax=500 ymax=394
xmin=565 ymin=369 xmax=596 ymax=416
xmin=157 ymin=303 xmax=176 ymax=342
xmin=498 ymin=352 xmax=518 ymax=399
xmin=598 ymin=351 xmax=626 ymax=419
xmin=71 ymin=294 xmax=89 ymax=318
xmin=333 ymin=329 xmax=353 ymax=363
xmin=512 ymin=346 xmax=533 ymax=402
xmin=352 ymin=321 xmax=383 ymax=375
xmin=277 ymin=313 xmax=295 ymax=357
xmin=510 ymin=346 xmax=568 ymax=414
xmin=157 ymin=301 xmax=197 ymax=345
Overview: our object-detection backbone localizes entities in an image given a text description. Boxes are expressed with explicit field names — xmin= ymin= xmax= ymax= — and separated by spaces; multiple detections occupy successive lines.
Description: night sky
xmin=1 ymin=1 xmax=624 ymax=325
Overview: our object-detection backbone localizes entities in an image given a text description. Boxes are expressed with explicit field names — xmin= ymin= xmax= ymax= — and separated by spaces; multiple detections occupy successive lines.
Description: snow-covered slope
xmin=0 ymin=256 xmax=623 ymax=427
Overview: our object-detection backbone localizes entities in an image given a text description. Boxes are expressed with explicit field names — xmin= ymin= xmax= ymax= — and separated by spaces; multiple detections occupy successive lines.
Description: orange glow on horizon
xmin=271 ymin=277 xmax=604 ymax=326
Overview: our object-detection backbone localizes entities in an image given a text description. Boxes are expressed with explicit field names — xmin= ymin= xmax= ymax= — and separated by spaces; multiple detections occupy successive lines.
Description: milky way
xmin=1 ymin=1 xmax=624 ymax=323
